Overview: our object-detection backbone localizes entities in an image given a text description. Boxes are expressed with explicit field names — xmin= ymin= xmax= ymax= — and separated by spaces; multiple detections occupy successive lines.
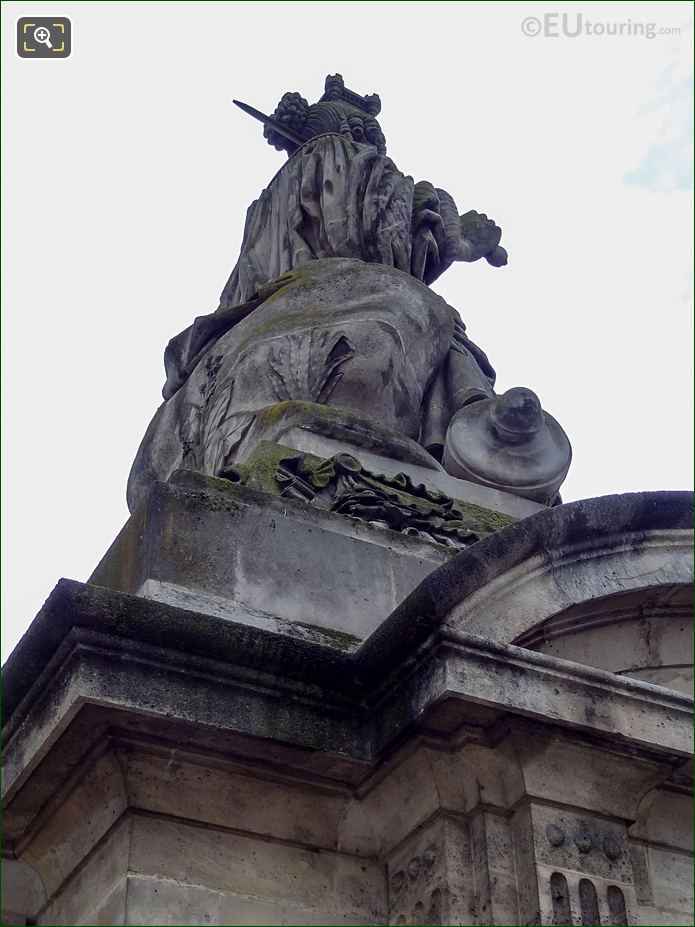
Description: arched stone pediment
xmin=442 ymin=493 xmax=692 ymax=654
xmin=515 ymin=583 xmax=693 ymax=693
xmin=372 ymin=492 xmax=693 ymax=690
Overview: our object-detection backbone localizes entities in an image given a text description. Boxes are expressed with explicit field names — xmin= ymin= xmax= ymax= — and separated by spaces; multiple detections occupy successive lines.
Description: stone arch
xmin=362 ymin=493 xmax=692 ymax=680
xmin=515 ymin=582 xmax=692 ymax=693
xmin=445 ymin=494 xmax=692 ymax=648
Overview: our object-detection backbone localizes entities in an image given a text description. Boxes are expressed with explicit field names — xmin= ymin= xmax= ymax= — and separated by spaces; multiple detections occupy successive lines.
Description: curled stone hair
xmin=264 ymin=74 xmax=387 ymax=156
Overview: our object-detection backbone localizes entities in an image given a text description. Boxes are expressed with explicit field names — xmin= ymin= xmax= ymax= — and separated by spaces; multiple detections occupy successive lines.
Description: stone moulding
xmin=90 ymin=469 xmax=458 ymax=646
xmin=3 ymin=594 xmax=692 ymax=790
xmin=354 ymin=490 xmax=694 ymax=678
xmin=3 ymin=492 xmax=692 ymax=767
xmin=5 ymin=491 xmax=692 ymax=695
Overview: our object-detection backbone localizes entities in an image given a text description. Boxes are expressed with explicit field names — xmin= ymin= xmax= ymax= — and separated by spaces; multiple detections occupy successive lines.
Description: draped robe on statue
xmin=128 ymin=135 xmax=496 ymax=512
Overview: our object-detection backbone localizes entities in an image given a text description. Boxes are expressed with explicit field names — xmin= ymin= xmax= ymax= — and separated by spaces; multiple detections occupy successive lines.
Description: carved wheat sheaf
xmin=200 ymin=374 xmax=254 ymax=475
xmin=267 ymin=330 xmax=354 ymax=403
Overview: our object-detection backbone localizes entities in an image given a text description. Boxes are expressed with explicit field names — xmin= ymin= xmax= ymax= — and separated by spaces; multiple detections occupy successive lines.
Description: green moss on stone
xmin=451 ymin=499 xmax=517 ymax=536
xmin=241 ymin=438 xmax=517 ymax=540
xmin=292 ymin=621 xmax=361 ymax=652
xmin=243 ymin=441 xmax=325 ymax=495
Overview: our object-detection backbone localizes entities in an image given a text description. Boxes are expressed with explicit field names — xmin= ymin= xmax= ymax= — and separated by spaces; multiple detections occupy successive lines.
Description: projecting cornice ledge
xmin=2 ymin=491 xmax=692 ymax=808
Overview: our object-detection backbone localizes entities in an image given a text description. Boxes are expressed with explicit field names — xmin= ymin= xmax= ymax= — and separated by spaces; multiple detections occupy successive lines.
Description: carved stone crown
xmin=319 ymin=73 xmax=381 ymax=116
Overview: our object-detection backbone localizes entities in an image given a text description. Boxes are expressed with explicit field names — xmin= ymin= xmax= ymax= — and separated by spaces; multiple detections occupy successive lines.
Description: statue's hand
xmin=485 ymin=245 xmax=508 ymax=267
xmin=457 ymin=210 xmax=504 ymax=264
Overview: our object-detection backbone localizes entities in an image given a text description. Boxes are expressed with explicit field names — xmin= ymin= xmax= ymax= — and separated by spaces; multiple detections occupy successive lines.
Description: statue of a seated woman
xmin=128 ymin=75 xmax=570 ymax=514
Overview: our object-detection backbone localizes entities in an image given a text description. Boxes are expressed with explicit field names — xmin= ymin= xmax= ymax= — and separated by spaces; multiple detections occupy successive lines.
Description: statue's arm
xmin=410 ymin=182 xmax=451 ymax=284
xmin=411 ymin=185 xmax=508 ymax=284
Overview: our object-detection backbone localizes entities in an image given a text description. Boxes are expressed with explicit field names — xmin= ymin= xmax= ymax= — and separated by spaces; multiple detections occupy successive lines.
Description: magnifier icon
xmin=33 ymin=26 xmax=53 ymax=49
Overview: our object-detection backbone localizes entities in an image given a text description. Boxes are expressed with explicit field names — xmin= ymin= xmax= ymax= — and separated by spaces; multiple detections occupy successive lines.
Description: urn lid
xmin=443 ymin=388 xmax=572 ymax=505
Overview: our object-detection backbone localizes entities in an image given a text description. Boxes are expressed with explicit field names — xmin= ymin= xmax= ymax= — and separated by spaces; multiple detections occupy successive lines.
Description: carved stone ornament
xmin=443 ymin=387 xmax=571 ymax=505
xmin=423 ymin=844 xmax=438 ymax=867
xmin=546 ymin=824 xmax=565 ymax=847
xmin=275 ymin=452 xmax=482 ymax=549
xmin=603 ymin=834 xmax=622 ymax=860
xmin=574 ymin=833 xmax=593 ymax=853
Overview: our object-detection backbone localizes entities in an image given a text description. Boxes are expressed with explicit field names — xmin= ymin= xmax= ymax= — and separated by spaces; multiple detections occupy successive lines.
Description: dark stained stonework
xmin=5 ymin=490 xmax=691 ymax=725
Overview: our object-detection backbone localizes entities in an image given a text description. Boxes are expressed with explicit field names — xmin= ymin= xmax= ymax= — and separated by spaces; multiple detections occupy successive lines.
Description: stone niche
xmin=2 ymin=486 xmax=692 ymax=926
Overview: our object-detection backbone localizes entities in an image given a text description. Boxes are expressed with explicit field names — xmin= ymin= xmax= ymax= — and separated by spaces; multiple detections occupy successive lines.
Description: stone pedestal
xmin=2 ymin=483 xmax=693 ymax=926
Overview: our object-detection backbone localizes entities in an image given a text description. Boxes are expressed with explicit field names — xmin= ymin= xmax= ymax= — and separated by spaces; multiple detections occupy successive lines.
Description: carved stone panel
xmin=518 ymin=802 xmax=639 ymax=926
xmin=386 ymin=817 xmax=473 ymax=926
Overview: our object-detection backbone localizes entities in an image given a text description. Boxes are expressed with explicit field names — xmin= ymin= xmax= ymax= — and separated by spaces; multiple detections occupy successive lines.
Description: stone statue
xmin=128 ymin=75 xmax=570 ymax=517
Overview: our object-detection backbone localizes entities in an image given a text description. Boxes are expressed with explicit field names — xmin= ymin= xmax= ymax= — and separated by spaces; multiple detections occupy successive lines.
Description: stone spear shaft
xmin=232 ymin=99 xmax=307 ymax=147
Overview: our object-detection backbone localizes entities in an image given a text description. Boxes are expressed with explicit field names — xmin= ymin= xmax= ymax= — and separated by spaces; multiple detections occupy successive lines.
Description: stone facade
xmin=2 ymin=487 xmax=692 ymax=926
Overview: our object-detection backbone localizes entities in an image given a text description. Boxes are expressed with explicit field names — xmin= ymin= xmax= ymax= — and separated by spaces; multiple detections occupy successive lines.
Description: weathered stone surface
xmin=127 ymin=76 xmax=573 ymax=513
xmin=3 ymin=491 xmax=692 ymax=925
xmin=21 ymin=749 xmax=127 ymax=898
xmin=360 ymin=490 xmax=693 ymax=678
xmin=257 ymin=415 xmax=545 ymax=519
xmin=4 ymin=64 xmax=692 ymax=925
xmin=130 ymin=260 xmax=501 ymax=512
xmin=0 ymin=857 xmax=45 ymax=926
xmin=93 ymin=471 xmax=454 ymax=644
xmin=237 ymin=444 xmax=518 ymax=548
xmin=518 ymin=584 xmax=693 ymax=695
xmin=36 ymin=815 xmax=130 ymax=926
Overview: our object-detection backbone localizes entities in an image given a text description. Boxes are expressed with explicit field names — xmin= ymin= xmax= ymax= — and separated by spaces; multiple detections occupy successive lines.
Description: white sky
xmin=2 ymin=1 xmax=693 ymax=660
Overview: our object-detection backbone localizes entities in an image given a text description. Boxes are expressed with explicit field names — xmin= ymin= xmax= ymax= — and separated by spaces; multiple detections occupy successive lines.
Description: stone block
xmin=0 ymin=858 xmax=45 ymax=926
xmin=23 ymin=750 xmax=127 ymax=898
xmin=127 ymin=814 xmax=386 ymax=921
xmin=125 ymin=878 xmax=220 ymax=927
xmin=118 ymin=745 xmax=349 ymax=851
xmin=77 ymin=879 xmax=127 ymax=926
xmin=90 ymin=472 xmax=451 ymax=645
xmin=647 ymin=846 xmax=694 ymax=914
xmin=36 ymin=816 xmax=130 ymax=925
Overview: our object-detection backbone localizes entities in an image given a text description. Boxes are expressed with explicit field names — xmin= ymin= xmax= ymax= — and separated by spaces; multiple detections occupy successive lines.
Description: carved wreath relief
xmin=275 ymin=452 xmax=482 ymax=549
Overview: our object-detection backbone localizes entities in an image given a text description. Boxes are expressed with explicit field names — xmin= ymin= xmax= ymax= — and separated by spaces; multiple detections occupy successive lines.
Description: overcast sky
xmin=2 ymin=1 xmax=693 ymax=660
